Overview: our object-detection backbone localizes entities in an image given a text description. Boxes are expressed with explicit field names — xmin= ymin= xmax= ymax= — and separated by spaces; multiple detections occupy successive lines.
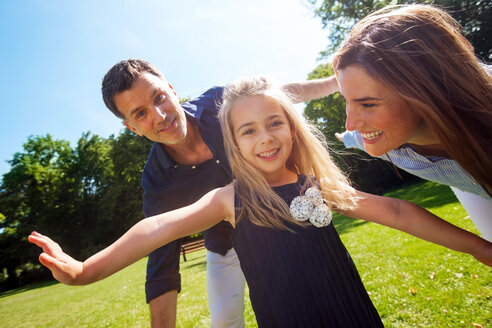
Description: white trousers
xmin=451 ymin=187 xmax=492 ymax=242
xmin=206 ymin=248 xmax=246 ymax=328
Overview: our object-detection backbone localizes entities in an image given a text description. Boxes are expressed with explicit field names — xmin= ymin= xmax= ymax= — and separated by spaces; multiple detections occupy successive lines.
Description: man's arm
xmin=282 ymin=75 xmax=339 ymax=103
xmin=146 ymin=242 xmax=181 ymax=328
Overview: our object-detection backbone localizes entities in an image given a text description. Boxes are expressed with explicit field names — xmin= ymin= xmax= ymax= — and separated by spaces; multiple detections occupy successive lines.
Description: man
xmin=101 ymin=59 xmax=338 ymax=327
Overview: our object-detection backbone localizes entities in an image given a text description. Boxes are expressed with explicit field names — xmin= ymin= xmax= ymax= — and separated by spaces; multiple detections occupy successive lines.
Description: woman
xmin=332 ymin=4 xmax=492 ymax=240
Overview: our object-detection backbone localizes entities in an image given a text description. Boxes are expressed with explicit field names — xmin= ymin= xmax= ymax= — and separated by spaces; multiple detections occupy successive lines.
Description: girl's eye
xmin=270 ymin=121 xmax=283 ymax=127
xmin=362 ymin=103 xmax=376 ymax=108
xmin=242 ymin=128 xmax=254 ymax=136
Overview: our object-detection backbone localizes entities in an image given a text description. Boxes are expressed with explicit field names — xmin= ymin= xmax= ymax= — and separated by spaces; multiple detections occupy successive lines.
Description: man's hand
xmin=28 ymin=231 xmax=84 ymax=285
xmin=282 ymin=75 xmax=339 ymax=103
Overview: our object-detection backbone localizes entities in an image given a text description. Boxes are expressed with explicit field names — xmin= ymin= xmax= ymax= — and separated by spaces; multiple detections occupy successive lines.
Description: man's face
xmin=114 ymin=72 xmax=188 ymax=145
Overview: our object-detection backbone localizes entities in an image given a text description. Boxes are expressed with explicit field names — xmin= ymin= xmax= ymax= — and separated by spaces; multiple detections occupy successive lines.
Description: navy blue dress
xmin=232 ymin=177 xmax=383 ymax=327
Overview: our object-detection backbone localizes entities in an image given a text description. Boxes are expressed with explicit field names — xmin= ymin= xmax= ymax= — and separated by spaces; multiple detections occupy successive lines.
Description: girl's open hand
xmin=28 ymin=231 xmax=84 ymax=285
xmin=473 ymin=240 xmax=492 ymax=267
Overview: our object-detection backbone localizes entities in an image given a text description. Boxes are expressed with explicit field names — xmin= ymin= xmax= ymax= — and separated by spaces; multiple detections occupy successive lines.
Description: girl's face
xmin=337 ymin=65 xmax=435 ymax=156
xmin=230 ymin=94 xmax=296 ymax=186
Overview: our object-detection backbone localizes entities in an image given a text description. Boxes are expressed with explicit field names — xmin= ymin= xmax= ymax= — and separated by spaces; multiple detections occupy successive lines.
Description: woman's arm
xmin=28 ymin=185 xmax=235 ymax=285
xmin=344 ymin=190 xmax=492 ymax=266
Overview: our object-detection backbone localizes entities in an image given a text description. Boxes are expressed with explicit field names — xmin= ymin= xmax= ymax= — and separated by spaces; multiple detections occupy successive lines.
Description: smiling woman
xmin=337 ymin=65 xmax=430 ymax=157
xmin=333 ymin=4 xmax=492 ymax=240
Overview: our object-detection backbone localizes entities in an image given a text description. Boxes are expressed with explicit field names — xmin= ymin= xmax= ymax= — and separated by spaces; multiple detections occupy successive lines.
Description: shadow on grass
xmin=181 ymin=253 xmax=207 ymax=271
xmin=384 ymin=181 xmax=458 ymax=208
xmin=333 ymin=214 xmax=369 ymax=236
xmin=0 ymin=279 xmax=58 ymax=298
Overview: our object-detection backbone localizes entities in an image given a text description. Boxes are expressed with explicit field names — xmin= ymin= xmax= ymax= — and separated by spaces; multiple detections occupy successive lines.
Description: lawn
xmin=0 ymin=181 xmax=490 ymax=327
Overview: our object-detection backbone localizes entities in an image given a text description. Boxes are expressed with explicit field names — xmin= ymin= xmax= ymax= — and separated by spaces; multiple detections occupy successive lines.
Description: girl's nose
xmin=345 ymin=103 xmax=363 ymax=131
xmin=260 ymin=131 xmax=274 ymax=145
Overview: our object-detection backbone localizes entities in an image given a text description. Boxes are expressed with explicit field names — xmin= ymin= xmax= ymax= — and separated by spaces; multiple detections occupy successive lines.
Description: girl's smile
xmin=257 ymin=148 xmax=280 ymax=160
xmin=230 ymin=94 xmax=296 ymax=186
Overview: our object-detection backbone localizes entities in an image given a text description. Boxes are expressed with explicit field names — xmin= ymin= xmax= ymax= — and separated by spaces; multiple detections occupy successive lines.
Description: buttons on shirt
xmin=172 ymin=159 xmax=220 ymax=170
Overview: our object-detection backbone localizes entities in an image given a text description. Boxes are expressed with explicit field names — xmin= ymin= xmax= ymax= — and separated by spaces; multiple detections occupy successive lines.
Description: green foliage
xmin=0 ymin=135 xmax=77 ymax=288
xmin=100 ymin=129 xmax=153 ymax=247
xmin=0 ymin=130 xmax=153 ymax=290
xmin=0 ymin=182 xmax=489 ymax=327
xmin=304 ymin=63 xmax=346 ymax=146
xmin=306 ymin=0 xmax=492 ymax=60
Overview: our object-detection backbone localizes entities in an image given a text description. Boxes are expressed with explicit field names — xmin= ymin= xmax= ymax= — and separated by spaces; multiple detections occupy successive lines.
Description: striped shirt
xmin=342 ymin=130 xmax=490 ymax=199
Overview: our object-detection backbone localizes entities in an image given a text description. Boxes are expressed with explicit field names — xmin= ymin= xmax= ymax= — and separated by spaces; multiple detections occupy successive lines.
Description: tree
xmin=101 ymin=129 xmax=152 ymax=243
xmin=62 ymin=132 xmax=114 ymax=258
xmin=304 ymin=63 xmax=346 ymax=147
xmin=0 ymin=135 xmax=76 ymax=288
xmin=306 ymin=0 xmax=492 ymax=60
xmin=0 ymin=97 xmax=199 ymax=290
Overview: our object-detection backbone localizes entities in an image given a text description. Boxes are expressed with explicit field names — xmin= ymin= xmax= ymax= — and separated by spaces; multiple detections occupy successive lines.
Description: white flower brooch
xmin=289 ymin=187 xmax=332 ymax=227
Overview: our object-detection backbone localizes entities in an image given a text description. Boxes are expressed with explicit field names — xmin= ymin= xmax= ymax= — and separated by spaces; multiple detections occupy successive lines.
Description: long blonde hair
xmin=218 ymin=77 xmax=357 ymax=229
xmin=333 ymin=4 xmax=492 ymax=197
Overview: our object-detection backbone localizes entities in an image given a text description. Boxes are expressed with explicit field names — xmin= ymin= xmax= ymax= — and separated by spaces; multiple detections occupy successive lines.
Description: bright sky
xmin=0 ymin=0 xmax=329 ymax=177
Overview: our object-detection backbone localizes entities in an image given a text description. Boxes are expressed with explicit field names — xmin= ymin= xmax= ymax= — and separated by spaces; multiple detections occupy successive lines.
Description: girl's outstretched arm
xmin=28 ymin=185 xmax=234 ymax=285
xmin=345 ymin=190 xmax=492 ymax=266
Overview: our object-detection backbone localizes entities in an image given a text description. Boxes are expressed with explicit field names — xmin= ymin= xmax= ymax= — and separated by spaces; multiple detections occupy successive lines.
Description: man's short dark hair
xmin=101 ymin=59 xmax=164 ymax=119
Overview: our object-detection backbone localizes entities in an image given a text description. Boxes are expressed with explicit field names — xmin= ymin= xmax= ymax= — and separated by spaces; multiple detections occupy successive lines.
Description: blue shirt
xmin=141 ymin=86 xmax=234 ymax=302
xmin=342 ymin=130 xmax=489 ymax=199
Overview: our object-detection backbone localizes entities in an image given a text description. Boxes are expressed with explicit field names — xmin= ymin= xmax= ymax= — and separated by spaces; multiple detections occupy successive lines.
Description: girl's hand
xmin=28 ymin=231 xmax=84 ymax=285
xmin=473 ymin=240 xmax=492 ymax=267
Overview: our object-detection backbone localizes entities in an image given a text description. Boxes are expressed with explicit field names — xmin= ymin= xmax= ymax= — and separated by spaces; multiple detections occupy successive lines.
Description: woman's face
xmin=337 ymin=65 xmax=432 ymax=156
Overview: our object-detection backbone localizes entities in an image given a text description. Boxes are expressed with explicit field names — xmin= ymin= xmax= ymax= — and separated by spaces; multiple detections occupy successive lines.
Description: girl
xmin=29 ymin=77 xmax=492 ymax=327
xmin=332 ymin=4 xmax=492 ymax=240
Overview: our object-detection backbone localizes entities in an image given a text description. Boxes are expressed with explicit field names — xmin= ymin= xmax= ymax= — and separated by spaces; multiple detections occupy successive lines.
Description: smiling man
xmin=101 ymin=59 xmax=338 ymax=328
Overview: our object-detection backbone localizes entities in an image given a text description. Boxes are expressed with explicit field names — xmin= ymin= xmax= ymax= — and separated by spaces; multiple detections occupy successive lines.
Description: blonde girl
xmin=29 ymin=77 xmax=491 ymax=327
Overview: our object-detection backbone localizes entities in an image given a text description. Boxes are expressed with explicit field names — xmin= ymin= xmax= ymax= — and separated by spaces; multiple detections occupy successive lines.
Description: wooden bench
xmin=181 ymin=239 xmax=205 ymax=262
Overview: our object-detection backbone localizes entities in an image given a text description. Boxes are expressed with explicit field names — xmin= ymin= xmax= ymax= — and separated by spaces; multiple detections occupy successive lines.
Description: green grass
xmin=1 ymin=181 xmax=490 ymax=327
xmin=336 ymin=181 xmax=491 ymax=327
